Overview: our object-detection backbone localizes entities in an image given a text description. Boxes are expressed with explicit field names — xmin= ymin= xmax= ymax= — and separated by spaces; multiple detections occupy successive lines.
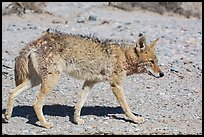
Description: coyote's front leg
xmin=110 ymin=76 xmax=145 ymax=124
xmin=74 ymin=80 xmax=97 ymax=125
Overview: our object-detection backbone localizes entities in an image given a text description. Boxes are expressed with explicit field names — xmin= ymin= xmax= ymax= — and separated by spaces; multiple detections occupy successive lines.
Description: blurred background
xmin=2 ymin=2 xmax=202 ymax=18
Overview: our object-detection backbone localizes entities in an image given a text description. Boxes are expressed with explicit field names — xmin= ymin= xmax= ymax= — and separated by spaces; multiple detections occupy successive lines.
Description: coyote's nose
xmin=159 ymin=72 xmax=164 ymax=77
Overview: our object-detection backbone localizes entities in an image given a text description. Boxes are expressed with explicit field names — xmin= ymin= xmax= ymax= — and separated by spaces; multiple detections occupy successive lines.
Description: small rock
xmin=117 ymin=25 xmax=122 ymax=29
xmin=185 ymin=37 xmax=197 ymax=46
xmin=101 ymin=20 xmax=109 ymax=24
xmin=52 ymin=19 xmax=63 ymax=24
xmin=77 ymin=17 xmax=85 ymax=23
xmin=186 ymin=68 xmax=191 ymax=72
xmin=183 ymin=60 xmax=193 ymax=65
xmin=193 ymin=88 xmax=201 ymax=93
xmin=88 ymin=15 xmax=97 ymax=21
xmin=124 ymin=22 xmax=131 ymax=25
xmin=146 ymin=86 xmax=151 ymax=89
xmin=170 ymin=66 xmax=179 ymax=73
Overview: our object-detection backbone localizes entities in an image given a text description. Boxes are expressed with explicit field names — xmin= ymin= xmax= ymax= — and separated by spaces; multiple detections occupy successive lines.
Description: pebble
xmin=88 ymin=15 xmax=97 ymax=21
xmin=170 ymin=65 xmax=179 ymax=73
xmin=193 ymin=88 xmax=201 ymax=93
xmin=77 ymin=18 xmax=85 ymax=23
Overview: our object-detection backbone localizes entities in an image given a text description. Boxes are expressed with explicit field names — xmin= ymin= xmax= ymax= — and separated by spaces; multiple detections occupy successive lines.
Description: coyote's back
xmin=15 ymin=29 xmax=122 ymax=83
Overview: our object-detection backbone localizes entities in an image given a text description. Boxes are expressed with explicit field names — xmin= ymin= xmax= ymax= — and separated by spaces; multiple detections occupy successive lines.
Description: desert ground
xmin=2 ymin=2 xmax=202 ymax=135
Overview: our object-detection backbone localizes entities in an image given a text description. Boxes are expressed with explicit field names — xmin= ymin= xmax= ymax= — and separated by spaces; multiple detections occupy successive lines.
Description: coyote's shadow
xmin=2 ymin=105 xmax=131 ymax=127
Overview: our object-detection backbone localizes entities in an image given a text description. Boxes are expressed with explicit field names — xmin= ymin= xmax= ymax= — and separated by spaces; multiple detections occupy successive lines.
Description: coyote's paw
xmin=42 ymin=122 xmax=54 ymax=129
xmin=74 ymin=118 xmax=85 ymax=125
xmin=4 ymin=112 xmax=11 ymax=122
xmin=133 ymin=116 xmax=145 ymax=124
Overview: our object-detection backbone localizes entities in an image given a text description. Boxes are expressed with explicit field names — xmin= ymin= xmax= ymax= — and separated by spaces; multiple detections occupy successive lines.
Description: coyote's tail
xmin=14 ymin=55 xmax=29 ymax=86
xmin=14 ymin=43 xmax=38 ymax=86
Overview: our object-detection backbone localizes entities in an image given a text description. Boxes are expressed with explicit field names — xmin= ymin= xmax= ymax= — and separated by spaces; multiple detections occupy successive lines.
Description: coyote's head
xmin=134 ymin=33 xmax=164 ymax=78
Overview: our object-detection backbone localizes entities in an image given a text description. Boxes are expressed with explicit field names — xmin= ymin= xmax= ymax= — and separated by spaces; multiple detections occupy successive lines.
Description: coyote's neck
xmin=123 ymin=47 xmax=146 ymax=76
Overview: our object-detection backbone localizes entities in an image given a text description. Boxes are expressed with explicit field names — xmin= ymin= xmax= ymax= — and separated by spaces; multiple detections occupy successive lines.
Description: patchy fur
xmin=4 ymin=29 xmax=164 ymax=128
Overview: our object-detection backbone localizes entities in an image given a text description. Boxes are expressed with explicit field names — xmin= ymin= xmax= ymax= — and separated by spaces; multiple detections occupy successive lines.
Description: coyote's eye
xmin=149 ymin=60 xmax=154 ymax=64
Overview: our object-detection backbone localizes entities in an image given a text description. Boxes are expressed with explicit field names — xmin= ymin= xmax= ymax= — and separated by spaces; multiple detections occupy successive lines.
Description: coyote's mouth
xmin=147 ymin=70 xmax=164 ymax=78
xmin=146 ymin=70 xmax=161 ymax=78
xmin=147 ymin=70 xmax=157 ymax=78
xmin=146 ymin=67 xmax=163 ymax=78
xmin=144 ymin=66 xmax=163 ymax=78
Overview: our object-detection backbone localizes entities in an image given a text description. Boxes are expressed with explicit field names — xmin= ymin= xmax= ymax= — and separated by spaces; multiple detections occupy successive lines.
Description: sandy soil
xmin=2 ymin=2 xmax=202 ymax=135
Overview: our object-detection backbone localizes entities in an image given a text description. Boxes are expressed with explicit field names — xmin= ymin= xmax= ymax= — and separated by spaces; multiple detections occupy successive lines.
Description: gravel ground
xmin=2 ymin=2 xmax=202 ymax=135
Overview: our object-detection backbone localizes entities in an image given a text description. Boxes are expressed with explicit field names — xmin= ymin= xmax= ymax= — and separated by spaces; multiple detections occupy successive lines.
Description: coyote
xmin=4 ymin=29 xmax=164 ymax=128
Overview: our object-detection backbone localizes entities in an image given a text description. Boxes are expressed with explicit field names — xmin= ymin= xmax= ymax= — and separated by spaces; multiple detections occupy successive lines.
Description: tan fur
xmin=4 ymin=29 xmax=164 ymax=128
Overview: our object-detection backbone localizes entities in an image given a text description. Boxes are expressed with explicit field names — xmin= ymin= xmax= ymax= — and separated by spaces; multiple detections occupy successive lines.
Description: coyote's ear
xmin=149 ymin=38 xmax=159 ymax=49
xmin=135 ymin=33 xmax=147 ymax=52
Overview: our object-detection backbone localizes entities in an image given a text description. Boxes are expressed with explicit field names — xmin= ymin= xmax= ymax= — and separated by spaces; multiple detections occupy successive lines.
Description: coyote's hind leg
xmin=33 ymin=74 xmax=60 ymax=129
xmin=4 ymin=80 xmax=32 ymax=121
